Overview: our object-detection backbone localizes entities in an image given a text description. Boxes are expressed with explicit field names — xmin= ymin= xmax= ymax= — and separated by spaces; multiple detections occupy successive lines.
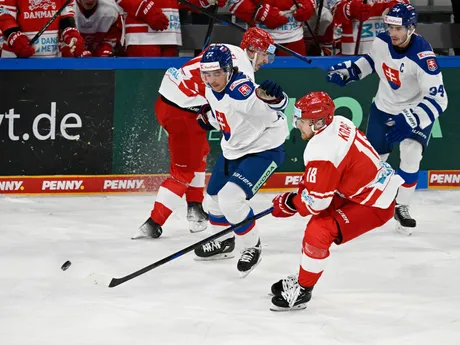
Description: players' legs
xmin=126 ymin=45 xmax=162 ymax=57
xmin=271 ymin=196 xmax=395 ymax=311
xmin=365 ymin=103 xmax=395 ymax=160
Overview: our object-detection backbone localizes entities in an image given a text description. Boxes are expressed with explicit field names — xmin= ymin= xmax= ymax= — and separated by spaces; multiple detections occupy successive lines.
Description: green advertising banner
xmin=113 ymin=68 xmax=459 ymax=174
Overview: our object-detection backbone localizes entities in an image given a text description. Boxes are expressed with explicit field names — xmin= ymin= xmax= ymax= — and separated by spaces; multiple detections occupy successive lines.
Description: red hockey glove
xmin=272 ymin=192 xmax=298 ymax=218
xmin=7 ymin=31 xmax=35 ymax=58
xmin=61 ymin=28 xmax=92 ymax=57
xmin=293 ymin=0 xmax=315 ymax=22
xmin=136 ymin=0 xmax=169 ymax=31
xmin=346 ymin=0 xmax=372 ymax=22
xmin=95 ymin=43 xmax=114 ymax=57
xmin=256 ymin=4 xmax=289 ymax=29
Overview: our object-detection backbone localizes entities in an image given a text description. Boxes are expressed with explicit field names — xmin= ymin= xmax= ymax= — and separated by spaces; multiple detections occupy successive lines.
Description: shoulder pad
xmin=227 ymin=74 xmax=255 ymax=100
xmin=407 ymin=35 xmax=440 ymax=75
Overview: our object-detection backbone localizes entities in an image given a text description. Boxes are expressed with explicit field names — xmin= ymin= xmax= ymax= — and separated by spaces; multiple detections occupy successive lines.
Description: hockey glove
xmin=95 ymin=43 xmax=114 ymax=57
xmin=197 ymin=104 xmax=215 ymax=131
xmin=255 ymin=4 xmax=289 ymax=29
xmin=7 ymin=31 xmax=35 ymax=58
xmin=346 ymin=0 xmax=372 ymax=22
xmin=136 ymin=0 xmax=169 ymax=31
xmin=272 ymin=192 xmax=298 ymax=218
xmin=293 ymin=0 xmax=315 ymax=22
xmin=61 ymin=28 xmax=92 ymax=57
xmin=326 ymin=61 xmax=361 ymax=87
xmin=256 ymin=80 xmax=285 ymax=103
xmin=385 ymin=109 xmax=420 ymax=143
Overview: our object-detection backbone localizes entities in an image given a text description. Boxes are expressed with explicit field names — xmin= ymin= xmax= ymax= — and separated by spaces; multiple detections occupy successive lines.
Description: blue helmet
xmin=384 ymin=3 xmax=418 ymax=28
xmin=200 ymin=44 xmax=233 ymax=73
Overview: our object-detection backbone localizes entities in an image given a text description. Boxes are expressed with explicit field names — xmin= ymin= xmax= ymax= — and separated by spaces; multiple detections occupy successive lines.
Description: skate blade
xmin=194 ymin=252 xmax=235 ymax=261
xmin=269 ymin=303 xmax=307 ymax=312
xmin=189 ymin=221 xmax=208 ymax=233
xmin=394 ymin=224 xmax=413 ymax=236
xmin=239 ymin=257 xmax=262 ymax=279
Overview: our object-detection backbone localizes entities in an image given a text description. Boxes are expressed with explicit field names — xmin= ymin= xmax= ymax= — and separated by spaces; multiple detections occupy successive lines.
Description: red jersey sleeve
xmin=292 ymin=160 xmax=341 ymax=217
xmin=0 ymin=0 xmax=19 ymax=33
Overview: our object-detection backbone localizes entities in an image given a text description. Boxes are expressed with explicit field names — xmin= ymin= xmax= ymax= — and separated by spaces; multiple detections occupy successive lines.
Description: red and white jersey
xmin=117 ymin=0 xmax=180 ymax=46
xmin=75 ymin=0 xmax=122 ymax=54
xmin=0 ymin=0 xmax=76 ymax=57
xmin=294 ymin=116 xmax=403 ymax=216
xmin=0 ymin=30 xmax=3 ymax=55
xmin=333 ymin=0 xmax=409 ymax=55
xmin=158 ymin=44 xmax=255 ymax=109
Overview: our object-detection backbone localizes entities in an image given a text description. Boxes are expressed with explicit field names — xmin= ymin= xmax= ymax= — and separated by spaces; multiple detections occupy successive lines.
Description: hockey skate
xmin=394 ymin=204 xmax=416 ymax=236
xmin=132 ymin=218 xmax=163 ymax=239
xmin=270 ymin=274 xmax=298 ymax=297
xmin=237 ymin=239 xmax=262 ymax=278
xmin=270 ymin=278 xmax=313 ymax=312
xmin=194 ymin=236 xmax=235 ymax=260
xmin=187 ymin=202 xmax=208 ymax=233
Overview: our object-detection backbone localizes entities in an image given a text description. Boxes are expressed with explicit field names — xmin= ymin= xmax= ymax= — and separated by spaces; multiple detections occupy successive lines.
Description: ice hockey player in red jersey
xmin=332 ymin=0 xmax=409 ymax=55
xmin=116 ymin=0 xmax=181 ymax=57
xmin=229 ymin=0 xmax=316 ymax=55
xmin=75 ymin=0 xmax=123 ymax=56
xmin=132 ymin=27 xmax=277 ymax=239
xmin=269 ymin=91 xmax=403 ymax=311
xmin=0 ymin=0 xmax=91 ymax=57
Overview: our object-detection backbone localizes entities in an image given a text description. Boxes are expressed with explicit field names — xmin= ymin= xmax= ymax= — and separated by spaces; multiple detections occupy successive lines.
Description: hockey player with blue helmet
xmin=326 ymin=3 xmax=448 ymax=235
xmin=194 ymin=44 xmax=289 ymax=277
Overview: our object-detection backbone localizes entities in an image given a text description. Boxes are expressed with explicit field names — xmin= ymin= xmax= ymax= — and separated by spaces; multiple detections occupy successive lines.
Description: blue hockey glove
xmin=257 ymin=80 xmax=285 ymax=103
xmin=385 ymin=109 xmax=420 ymax=143
xmin=326 ymin=61 xmax=361 ymax=87
xmin=196 ymin=104 xmax=215 ymax=131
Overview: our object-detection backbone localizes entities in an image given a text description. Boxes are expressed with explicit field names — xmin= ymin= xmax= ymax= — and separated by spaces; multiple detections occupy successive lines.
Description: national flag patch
xmin=238 ymin=84 xmax=252 ymax=96
xmin=382 ymin=63 xmax=401 ymax=90
xmin=427 ymin=58 xmax=438 ymax=72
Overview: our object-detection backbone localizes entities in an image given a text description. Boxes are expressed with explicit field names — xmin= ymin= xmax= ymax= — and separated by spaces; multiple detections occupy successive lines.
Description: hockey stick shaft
xmin=291 ymin=0 xmax=322 ymax=53
xmin=354 ymin=0 xmax=368 ymax=55
xmin=202 ymin=5 xmax=219 ymax=50
xmin=178 ymin=0 xmax=312 ymax=64
xmin=97 ymin=207 xmax=274 ymax=288
xmin=29 ymin=0 xmax=73 ymax=45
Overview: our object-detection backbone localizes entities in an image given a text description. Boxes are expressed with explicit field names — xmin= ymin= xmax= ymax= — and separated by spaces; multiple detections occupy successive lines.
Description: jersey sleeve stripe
xmin=423 ymin=96 xmax=444 ymax=116
xmin=363 ymin=54 xmax=375 ymax=73
xmin=267 ymin=94 xmax=288 ymax=111
xmin=417 ymin=102 xmax=437 ymax=124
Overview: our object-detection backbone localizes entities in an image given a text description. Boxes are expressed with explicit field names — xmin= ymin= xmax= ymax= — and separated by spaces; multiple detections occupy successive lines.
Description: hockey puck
xmin=61 ymin=260 xmax=72 ymax=271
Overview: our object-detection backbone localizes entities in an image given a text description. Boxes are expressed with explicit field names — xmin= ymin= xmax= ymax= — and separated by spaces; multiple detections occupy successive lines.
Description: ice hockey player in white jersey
xmin=194 ymin=44 xmax=288 ymax=277
xmin=327 ymin=3 xmax=448 ymax=235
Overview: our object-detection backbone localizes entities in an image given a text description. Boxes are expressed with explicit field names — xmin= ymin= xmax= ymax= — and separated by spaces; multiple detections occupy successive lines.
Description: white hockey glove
xmin=326 ymin=61 xmax=361 ymax=87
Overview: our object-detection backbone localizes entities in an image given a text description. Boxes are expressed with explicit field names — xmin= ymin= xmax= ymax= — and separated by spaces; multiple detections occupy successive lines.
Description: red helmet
xmin=294 ymin=91 xmax=335 ymax=129
xmin=240 ymin=27 xmax=276 ymax=55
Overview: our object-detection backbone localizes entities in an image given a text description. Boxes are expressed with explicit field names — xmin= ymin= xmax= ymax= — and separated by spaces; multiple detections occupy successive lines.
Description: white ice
xmin=1 ymin=190 xmax=460 ymax=345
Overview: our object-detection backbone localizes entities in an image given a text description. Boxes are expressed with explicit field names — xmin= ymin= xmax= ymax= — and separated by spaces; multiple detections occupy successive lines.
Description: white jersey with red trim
xmin=296 ymin=116 xmax=403 ymax=215
xmin=0 ymin=0 xmax=76 ymax=57
xmin=354 ymin=32 xmax=448 ymax=129
xmin=75 ymin=0 xmax=122 ymax=53
xmin=158 ymin=44 xmax=255 ymax=109
xmin=117 ymin=0 xmax=180 ymax=46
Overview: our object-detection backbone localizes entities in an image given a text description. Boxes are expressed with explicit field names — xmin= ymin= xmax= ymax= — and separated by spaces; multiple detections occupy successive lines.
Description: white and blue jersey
xmin=205 ymin=71 xmax=289 ymax=160
xmin=355 ymin=31 xmax=448 ymax=131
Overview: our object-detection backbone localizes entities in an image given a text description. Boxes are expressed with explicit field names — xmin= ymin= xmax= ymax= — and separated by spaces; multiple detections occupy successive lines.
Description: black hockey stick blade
xmin=202 ymin=5 xmax=219 ymax=50
xmin=178 ymin=0 xmax=313 ymax=65
xmin=29 ymin=0 xmax=73 ymax=45
xmin=89 ymin=207 xmax=274 ymax=288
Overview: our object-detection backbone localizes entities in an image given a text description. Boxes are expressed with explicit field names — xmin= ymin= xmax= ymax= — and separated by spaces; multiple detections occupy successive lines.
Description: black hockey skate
xmin=394 ymin=204 xmax=416 ymax=236
xmin=194 ymin=236 xmax=235 ymax=260
xmin=270 ymin=279 xmax=313 ymax=312
xmin=270 ymin=275 xmax=298 ymax=297
xmin=132 ymin=218 xmax=163 ymax=239
xmin=237 ymin=239 xmax=262 ymax=278
xmin=187 ymin=202 xmax=208 ymax=233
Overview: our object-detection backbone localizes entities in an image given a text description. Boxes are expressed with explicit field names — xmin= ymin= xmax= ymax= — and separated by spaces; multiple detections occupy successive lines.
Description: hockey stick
xmin=178 ymin=0 xmax=313 ymax=64
xmin=202 ymin=5 xmax=219 ymax=50
xmin=29 ymin=0 xmax=73 ymax=45
xmin=89 ymin=207 xmax=274 ymax=288
xmin=291 ymin=0 xmax=323 ymax=56
xmin=353 ymin=0 xmax=368 ymax=55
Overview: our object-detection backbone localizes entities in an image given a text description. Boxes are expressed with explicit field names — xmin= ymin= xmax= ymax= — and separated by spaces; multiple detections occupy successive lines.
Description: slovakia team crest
xmin=238 ymin=84 xmax=252 ymax=97
xmin=427 ymin=58 xmax=438 ymax=72
xmin=382 ymin=63 xmax=401 ymax=90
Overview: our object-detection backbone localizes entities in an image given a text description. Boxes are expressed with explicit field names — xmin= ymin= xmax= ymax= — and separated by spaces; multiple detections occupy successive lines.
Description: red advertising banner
xmin=0 ymin=173 xmax=304 ymax=195
xmin=428 ymin=170 xmax=460 ymax=188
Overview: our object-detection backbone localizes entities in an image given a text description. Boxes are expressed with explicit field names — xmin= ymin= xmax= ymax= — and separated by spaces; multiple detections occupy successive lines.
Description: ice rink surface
xmin=1 ymin=190 xmax=460 ymax=345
